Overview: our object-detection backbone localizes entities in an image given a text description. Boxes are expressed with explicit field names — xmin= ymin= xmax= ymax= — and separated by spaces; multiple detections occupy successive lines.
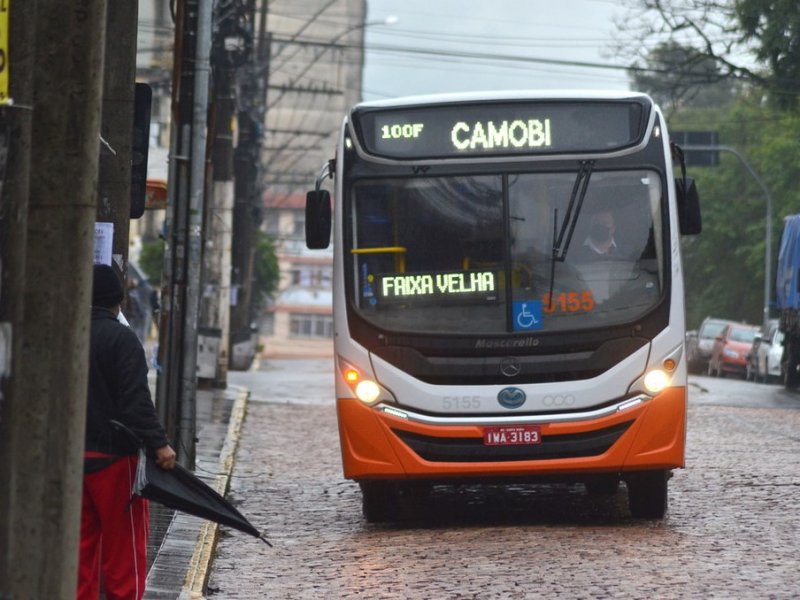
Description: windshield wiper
xmin=547 ymin=160 xmax=596 ymax=306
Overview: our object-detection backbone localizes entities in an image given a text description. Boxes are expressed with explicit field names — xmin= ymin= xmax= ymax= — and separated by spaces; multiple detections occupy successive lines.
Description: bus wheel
xmin=584 ymin=475 xmax=620 ymax=497
xmin=360 ymin=481 xmax=396 ymax=523
xmin=626 ymin=470 xmax=669 ymax=519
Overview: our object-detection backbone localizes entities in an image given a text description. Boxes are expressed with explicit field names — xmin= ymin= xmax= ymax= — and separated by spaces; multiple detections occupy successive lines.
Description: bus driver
xmin=578 ymin=208 xmax=618 ymax=258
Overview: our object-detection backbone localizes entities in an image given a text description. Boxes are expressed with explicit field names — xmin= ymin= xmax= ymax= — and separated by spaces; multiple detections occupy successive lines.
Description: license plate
xmin=483 ymin=425 xmax=542 ymax=446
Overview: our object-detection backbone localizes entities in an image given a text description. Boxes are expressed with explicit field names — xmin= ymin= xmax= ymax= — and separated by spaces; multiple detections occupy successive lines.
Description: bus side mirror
xmin=306 ymin=189 xmax=331 ymax=249
xmin=676 ymin=177 xmax=701 ymax=235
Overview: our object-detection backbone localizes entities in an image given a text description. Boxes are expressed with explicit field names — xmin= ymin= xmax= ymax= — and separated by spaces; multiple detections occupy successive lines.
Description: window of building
xmin=292 ymin=211 xmax=305 ymax=238
xmin=289 ymin=266 xmax=333 ymax=288
xmin=265 ymin=211 xmax=280 ymax=236
xmin=259 ymin=312 xmax=275 ymax=336
xmin=289 ymin=313 xmax=333 ymax=338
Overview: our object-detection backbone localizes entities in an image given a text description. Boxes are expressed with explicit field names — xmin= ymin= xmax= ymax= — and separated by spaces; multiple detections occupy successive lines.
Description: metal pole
xmin=179 ymin=0 xmax=214 ymax=467
xmin=158 ymin=0 xmax=195 ymax=454
xmin=683 ymin=144 xmax=774 ymax=328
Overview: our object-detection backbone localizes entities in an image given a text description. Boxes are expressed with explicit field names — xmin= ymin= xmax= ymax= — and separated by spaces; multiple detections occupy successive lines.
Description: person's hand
xmin=155 ymin=444 xmax=177 ymax=470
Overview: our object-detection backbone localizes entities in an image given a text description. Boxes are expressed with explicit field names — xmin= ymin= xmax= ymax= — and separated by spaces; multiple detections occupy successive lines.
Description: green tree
xmin=139 ymin=238 xmax=165 ymax=284
xmin=629 ymin=41 xmax=738 ymax=115
xmin=676 ymin=97 xmax=800 ymax=328
xmin=737 ymin=0 xmax=800 ymax=110
xmin=617 ymin=1 xmax=800 ymax=110
xmin=252 ymin=231 xmax=279 ymax=312
xmin=138 ymin=233 xmax=279 ymax=315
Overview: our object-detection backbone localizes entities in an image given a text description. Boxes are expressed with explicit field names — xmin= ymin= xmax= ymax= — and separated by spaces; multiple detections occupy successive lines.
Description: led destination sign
xmin=378 ymin=270 xmax=497 ymax=303
xmin=381 ymin=118 xmax=552 ymax=151
xmin=353 ymin=99 xmax=648 ymax=160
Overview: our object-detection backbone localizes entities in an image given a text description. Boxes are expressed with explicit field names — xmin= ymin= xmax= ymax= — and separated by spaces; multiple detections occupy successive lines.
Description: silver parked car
xmin=746 ymin=319 xmax=784 ymax=383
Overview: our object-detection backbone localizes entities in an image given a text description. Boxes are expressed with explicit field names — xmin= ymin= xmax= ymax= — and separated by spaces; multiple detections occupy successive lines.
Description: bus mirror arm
xmin=315 ymin=159 xmax=335 ymax=192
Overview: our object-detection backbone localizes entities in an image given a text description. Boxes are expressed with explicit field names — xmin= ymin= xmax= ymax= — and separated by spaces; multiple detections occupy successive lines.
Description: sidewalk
xmin=143 ymin=383 xmax=249 ymax=600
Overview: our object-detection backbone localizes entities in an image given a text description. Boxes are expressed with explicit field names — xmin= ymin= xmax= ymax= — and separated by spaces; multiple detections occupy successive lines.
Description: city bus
xmin=305 ymin=91 xmax=701 ymax=521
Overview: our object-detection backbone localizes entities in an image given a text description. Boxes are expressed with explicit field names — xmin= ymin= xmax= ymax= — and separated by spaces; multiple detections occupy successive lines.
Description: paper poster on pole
xmin=94 ymin=222 xmax=114 ymax=265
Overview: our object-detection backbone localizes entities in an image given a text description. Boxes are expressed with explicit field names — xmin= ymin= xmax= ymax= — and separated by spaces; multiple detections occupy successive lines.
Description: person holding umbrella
xmin=77 ymin=264 xmax=176 ymax=600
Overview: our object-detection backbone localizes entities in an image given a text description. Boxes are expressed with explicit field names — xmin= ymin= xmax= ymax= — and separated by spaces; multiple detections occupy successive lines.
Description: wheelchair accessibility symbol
xmin=513 ymin=300 xmax=543 ymax=331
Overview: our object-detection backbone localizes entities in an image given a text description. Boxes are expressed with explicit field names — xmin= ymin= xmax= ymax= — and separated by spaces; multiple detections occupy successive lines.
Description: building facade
xmin=260 ymin=192 xmax=333 ymax=357
xmin=134 ymin=0 xmax=366 ymax=358
xmin=258 ymin=0 xmax=366 ymax=357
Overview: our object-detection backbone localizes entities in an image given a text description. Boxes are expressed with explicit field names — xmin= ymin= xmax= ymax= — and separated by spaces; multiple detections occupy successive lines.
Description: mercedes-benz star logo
xmin=500 ymin=357 xmax=521 ymax=377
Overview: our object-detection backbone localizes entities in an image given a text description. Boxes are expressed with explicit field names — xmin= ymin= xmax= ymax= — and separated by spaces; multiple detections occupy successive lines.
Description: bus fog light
xmin=356 ymin=380 xmax=381 ymax=404
xmin=643 ymin=369 xmax=671 ymax=394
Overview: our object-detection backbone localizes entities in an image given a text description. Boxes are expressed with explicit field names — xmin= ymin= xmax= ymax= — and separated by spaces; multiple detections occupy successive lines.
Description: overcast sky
xmin=362 ymin=0 xmax=632 ymax=101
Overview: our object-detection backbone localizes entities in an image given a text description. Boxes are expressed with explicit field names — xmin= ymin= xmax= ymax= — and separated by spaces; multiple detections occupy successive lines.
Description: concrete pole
xmin=0 ymin=0 xmax=34 ymax=588
xmin=0 ymin=0 xmax=108 ymax=597
xmin=230 ymin=1 xmax=266 ymax=371
xmin=203 ymin=67 xmax=235 ymax=385
xmin=96 ymin=0 xmax=138 ymax=274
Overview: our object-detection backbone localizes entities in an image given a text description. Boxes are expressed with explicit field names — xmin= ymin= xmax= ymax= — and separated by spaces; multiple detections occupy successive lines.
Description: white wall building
xmin=259 ymin=192 xmax=334 ymax=357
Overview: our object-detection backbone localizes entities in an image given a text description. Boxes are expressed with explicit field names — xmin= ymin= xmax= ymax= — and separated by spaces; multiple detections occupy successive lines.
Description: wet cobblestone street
xmin=208 ymin=365 xmax=800 ymax=598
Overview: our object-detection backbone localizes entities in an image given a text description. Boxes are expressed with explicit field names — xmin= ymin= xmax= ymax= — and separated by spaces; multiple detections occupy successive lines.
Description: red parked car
xmin=707 ymin=322 xmax=760 ymax=378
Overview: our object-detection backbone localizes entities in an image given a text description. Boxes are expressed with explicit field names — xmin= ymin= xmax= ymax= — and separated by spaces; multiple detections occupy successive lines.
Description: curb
xmin=178 ymin=386 xmax=249 ymax=600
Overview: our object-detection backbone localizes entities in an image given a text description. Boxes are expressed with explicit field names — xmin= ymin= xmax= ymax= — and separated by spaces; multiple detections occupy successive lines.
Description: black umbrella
xmin=112 ymin=421 xmax=271 ymax=546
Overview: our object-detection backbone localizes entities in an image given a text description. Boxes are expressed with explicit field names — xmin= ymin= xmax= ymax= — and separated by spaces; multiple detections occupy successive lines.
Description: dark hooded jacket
xmin=85 ymin=307 xmax=169 ymax=456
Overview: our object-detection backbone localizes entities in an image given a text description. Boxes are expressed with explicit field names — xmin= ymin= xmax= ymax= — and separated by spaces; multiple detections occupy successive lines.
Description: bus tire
xmin=626 ymin=470 xmax=669 ymax=519
xmin=360 ymin=481 xmax=396 ymax=523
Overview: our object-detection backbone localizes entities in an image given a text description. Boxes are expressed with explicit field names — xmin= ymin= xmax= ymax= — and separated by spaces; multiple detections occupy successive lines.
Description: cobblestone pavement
xmin=208 ymin=376 xmax=800 ymax=599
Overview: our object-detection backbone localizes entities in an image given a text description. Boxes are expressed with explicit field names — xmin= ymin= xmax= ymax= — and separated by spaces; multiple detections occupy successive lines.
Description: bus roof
xmin=353 ymin=90 xmax=652 ymax=111
xmin=348 ymin=91 xmax=657 ymax=161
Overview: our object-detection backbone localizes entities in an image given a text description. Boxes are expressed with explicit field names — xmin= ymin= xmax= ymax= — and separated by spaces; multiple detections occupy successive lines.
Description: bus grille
xmin=392 ymin=421 xmax=632 ymax=463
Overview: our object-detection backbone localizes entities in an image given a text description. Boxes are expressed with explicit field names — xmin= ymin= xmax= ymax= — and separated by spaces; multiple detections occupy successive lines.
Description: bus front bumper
xmin=336 ymin=387 xmax=686 ymax=480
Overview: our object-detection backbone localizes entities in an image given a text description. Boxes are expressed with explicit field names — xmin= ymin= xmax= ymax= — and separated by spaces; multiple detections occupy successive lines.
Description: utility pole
xmin=0 ymin=1 xmax=108 ymax=597
xmin=97 ymin=1 xmax=138 ymax=273
xmin=201 ymin=31 xmax=237 ymax=386
xmin=0 ymin=0 xmax=34 ymax=588
xmin=157 ymin=0 xmax=213 ymax=467
xmin=205 ymin=80 xmax=235 ymax=386
xmin=230 ymin=0 xmax=267 ymax=371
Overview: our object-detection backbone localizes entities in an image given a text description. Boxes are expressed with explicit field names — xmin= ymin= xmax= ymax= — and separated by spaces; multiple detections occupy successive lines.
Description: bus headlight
xmin=643 ymin=369 xmax=671 ymax=394
xmin=628 ymin=344 xmax=682 ymax=396
xmin=355 ymin=380 xmax=381 ymax=404
xmin=338 ymin=358 xmax=385 ymax=405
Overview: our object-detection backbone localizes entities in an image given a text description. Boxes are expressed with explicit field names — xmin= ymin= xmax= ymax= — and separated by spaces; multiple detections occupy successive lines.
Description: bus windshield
xmin=349 ymin=169 xmax=665 ymax=335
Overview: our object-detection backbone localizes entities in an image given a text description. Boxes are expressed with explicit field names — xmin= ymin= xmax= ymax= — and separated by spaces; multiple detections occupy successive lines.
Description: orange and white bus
xmin=306 ymin=91 xmax=700 ymax=521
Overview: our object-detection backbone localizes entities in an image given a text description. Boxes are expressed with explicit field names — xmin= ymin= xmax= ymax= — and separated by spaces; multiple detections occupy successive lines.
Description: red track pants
xmin=77 ymin=454 xmax=149 ymax=600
